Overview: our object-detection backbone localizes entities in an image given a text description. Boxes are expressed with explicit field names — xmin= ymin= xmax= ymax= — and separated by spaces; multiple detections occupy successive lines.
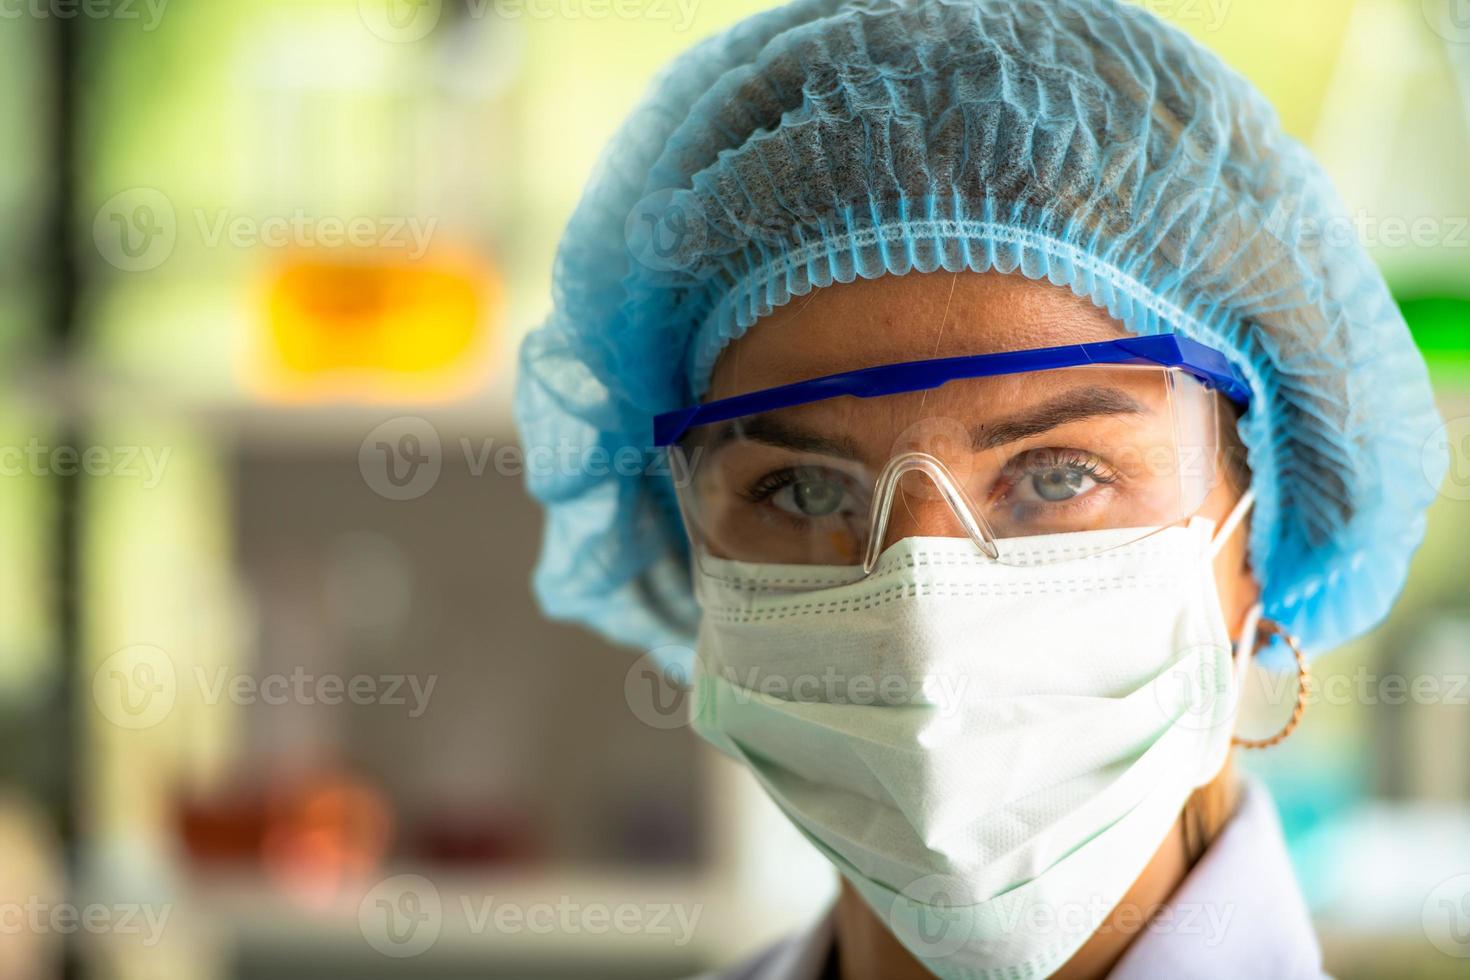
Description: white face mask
xmin=689 ymin=493 xmax=1256 ymax=980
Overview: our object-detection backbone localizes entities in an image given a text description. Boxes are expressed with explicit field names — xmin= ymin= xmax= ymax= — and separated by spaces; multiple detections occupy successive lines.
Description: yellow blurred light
xmin=253 ymin=245 xmax=500 ymax=403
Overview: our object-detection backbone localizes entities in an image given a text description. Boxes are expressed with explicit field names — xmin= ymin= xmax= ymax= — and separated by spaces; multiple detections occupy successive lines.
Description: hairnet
xmin=515 ymin=0 xmax=1446 ymax=669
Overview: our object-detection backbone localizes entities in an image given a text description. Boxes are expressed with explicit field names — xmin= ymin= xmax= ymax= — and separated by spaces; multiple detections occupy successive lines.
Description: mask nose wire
xmin=863 ymin=452 xmax=1000 ymax=574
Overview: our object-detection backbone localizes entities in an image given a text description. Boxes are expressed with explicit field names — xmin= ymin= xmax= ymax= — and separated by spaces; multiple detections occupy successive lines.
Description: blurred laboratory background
xmin=0 ymin=0 xmax=1468 ymax=978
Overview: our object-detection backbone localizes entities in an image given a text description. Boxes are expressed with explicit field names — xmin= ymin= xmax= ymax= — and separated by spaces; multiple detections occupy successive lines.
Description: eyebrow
xmin=719 ymin=416 xmax=864 ymax=459
xmin=709 ymin=385 xmax=1149 ymax=459
xmin=970 ymin=386 xmax=1150 ymax=451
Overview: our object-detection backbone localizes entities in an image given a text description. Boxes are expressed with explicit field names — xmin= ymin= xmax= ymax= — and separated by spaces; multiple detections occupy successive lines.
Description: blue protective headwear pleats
xmin=514 ymin=0 xmax=1447 ymax=669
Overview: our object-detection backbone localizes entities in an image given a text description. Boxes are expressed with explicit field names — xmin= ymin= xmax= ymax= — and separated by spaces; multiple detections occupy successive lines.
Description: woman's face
xmin=705 ymin=271 xmax=1261 ymax=636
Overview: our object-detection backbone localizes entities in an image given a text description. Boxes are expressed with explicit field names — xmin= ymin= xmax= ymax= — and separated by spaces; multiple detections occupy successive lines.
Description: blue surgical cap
xmin=515 ymin=0 xmax=1446 ymax=667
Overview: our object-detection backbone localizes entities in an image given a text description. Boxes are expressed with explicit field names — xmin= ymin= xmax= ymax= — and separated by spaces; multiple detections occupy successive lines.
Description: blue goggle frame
xmin=653 ymin=334 xmax=1251 ymax=447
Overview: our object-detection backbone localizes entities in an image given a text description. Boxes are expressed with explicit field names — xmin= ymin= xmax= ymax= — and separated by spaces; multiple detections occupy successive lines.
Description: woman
xmin=516 ymin=1 xmax=1445 ymax=977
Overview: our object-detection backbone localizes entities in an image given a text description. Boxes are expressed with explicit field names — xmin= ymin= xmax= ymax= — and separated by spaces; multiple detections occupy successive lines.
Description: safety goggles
xmin=655 ymin=335 xmax=1251 ymax=585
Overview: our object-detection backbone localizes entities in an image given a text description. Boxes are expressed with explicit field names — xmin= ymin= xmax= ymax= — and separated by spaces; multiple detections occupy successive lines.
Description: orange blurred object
xmin=254 ymin=245 xmax=501 ymax=403
xmin=261 ymin=772 xmax=395 ymax=911
xmin=177 ymin=769 xmax=395 ymax=912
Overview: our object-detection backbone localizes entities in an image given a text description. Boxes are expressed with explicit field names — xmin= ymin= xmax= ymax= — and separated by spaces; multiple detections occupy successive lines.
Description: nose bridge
xmin=883 ymin=483 xmax=968 ymax=546
xmin=864 ymin=453 xmax=998 ymax=573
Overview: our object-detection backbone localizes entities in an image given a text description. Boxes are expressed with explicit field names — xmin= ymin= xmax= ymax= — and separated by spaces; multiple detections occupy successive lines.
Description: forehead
xmin=707 ymin=271 xmax=1130 ymax=400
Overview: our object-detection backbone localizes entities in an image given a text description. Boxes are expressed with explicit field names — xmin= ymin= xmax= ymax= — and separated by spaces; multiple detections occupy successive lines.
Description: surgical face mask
xmin=689 ymin=489 xmax=1256 ymax=980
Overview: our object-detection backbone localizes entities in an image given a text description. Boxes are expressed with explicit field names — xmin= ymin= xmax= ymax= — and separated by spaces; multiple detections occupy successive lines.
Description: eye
xmin=772 ymin=473 xmax=851 ymax=516
xmin=1028 ymin=464 xmax=1096 ymax=502
xmin=746 ymin=466 xmax=860 ymax=518
xmin=1005 ymin=450 xmax=1116 ymax=504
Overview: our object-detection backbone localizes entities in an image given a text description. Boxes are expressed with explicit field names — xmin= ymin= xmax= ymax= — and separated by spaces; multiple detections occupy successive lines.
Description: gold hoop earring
xmin=1232 ymin=618 xmax=1308 ymax=750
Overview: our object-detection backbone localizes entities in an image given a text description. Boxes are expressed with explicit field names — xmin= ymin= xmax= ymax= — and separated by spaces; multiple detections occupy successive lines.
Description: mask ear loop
xmin=1201 ymin=487 xmax=1310 ymax=748
xmin=1206 ymin=487 xmax=1255 ymax=562
xmin=1208 ymin=488 xmax=1260 ymax=684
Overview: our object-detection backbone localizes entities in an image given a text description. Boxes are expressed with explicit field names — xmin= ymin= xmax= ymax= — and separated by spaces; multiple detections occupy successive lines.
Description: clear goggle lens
xmin=669 ymin=365 xmax=1224 ymax=584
